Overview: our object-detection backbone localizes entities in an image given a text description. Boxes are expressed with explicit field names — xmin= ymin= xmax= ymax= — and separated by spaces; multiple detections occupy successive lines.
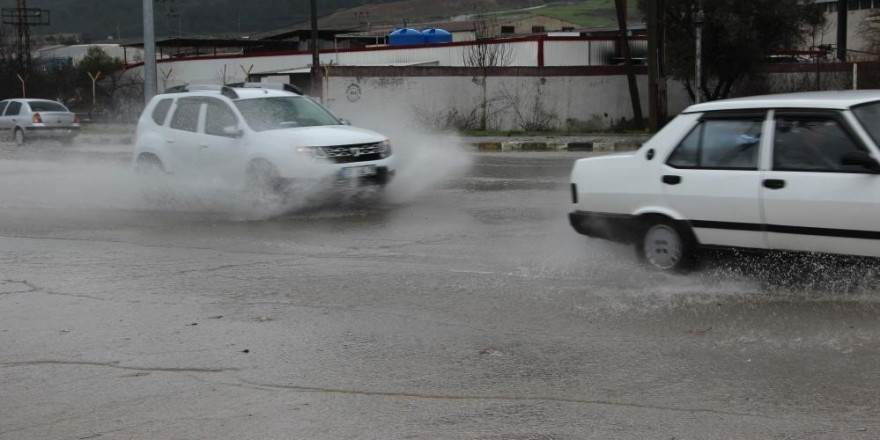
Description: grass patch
xmin=530 ymin=0 xmax=618 ymax=28
xmin=525 ymin=0 xmax=644 ymax=29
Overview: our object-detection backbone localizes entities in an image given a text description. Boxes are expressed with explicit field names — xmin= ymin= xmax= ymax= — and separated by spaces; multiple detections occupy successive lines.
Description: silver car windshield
xmin=852 ymin=100 xmax=880 ymax=147
xmin=234 ymin=96 xmax=340 ymax=132
xmin=29 ymin=101 xmax=68 ymax=112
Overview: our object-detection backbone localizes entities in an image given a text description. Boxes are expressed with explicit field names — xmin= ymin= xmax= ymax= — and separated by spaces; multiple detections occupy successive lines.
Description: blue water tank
xmin=388 ymin=28 xmax=426 ymax=46
xmin=421 ymin=28 xmax=453 ymax=44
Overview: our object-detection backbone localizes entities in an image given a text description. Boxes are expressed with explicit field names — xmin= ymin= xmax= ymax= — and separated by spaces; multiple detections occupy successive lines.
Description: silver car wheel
xmin=643 ymin=224 xmax=683 ymax=270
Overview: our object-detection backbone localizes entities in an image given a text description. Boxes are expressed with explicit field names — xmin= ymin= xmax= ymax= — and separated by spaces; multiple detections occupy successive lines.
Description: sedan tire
xmin=636 ymin=218 xmax=696 ymax=272
xmin=13 ymin=128 xmax=25 ymax=146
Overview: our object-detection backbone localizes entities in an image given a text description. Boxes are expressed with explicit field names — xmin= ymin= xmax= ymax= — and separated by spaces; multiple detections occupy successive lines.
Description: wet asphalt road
xmin=1 ymin=142 xmax=879 ymax=440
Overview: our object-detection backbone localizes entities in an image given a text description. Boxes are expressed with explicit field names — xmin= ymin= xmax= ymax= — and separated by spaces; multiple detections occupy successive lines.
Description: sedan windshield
xmin=852 ymin=100 xmax=880 ymax=147
xmin=234 ymin=96 xmax=340 ymax=131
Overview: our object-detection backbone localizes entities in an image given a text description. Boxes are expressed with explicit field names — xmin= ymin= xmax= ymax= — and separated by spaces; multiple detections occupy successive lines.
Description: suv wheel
xmin=245 ymin=160 xmax=284 ymax=203
xmin=136 ymin=154 xmax=173 ymax=206
xmin=636 ymin=218 xmax=696 ymax=272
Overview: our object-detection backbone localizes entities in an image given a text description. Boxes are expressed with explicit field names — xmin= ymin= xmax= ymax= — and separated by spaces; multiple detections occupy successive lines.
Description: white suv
xmin=569 ymin=91 xmax=880 ymax=271
xmin=133 ymin=84 xmax=394 ymax=198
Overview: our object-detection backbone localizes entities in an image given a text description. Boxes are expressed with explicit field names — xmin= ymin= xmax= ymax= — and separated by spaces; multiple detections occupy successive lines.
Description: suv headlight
xmin=377 ymin=140 xmax=392 ymax=158
xmin=296 ymin=146 xmax=327 ymax=158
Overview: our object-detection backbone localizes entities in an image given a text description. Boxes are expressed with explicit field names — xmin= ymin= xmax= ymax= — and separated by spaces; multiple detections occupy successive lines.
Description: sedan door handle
xmin=199 ymin=144 xmax=209 ymax=149
xmin=763 ymin=179 xmax=786 ymax=190
xmin=165 ymin=139 xmax=174 ymax=144
xmin=662 ymin=175 xmax=682 ymax=185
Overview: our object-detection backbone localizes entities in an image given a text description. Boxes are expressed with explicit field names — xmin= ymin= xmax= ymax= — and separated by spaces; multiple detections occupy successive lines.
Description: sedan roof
xmin=683 ymin=90 xmax=880 ymax=113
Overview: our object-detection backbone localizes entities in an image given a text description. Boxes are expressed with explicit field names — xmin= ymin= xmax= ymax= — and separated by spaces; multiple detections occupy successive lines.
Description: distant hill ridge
xmin=27 ymin=0 xmax=595 ymax=42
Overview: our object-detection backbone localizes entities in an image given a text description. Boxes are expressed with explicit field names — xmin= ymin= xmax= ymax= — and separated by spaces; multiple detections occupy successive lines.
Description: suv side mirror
xmin=222 ymin=125 xmax=244 ymax=138
xmin=841 ymin=151 xmax=880 ymax=173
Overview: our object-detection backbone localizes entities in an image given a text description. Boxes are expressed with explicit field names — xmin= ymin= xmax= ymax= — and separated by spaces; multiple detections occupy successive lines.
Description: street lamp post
xmin=694 ymin=8 xmax=704 ymax=103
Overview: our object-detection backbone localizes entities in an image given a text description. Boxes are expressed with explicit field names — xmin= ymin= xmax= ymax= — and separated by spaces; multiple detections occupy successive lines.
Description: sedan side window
xmin=667 ymin=118 xmax=762 ymax=170
xmin=169 ymin=98 xmax=201 ymax=132
xmin=0 ymin=101 xmax=8 ymax=115
xmin=5 ymin=101 xmax=22 ymax=116
xmin=773 ymin=116 xmax=865 ymax=172
xmin=204 ymin=99 xmax=239 ymax=138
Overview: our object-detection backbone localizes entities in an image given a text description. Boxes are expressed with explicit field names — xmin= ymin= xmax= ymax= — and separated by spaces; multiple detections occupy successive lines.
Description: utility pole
xmin=694 ymin=5 xmax=704 ymax=103
xmin=310 ymin=0 xmax=322 ymax=100
xmin=837 ymin=0 xmax=847 ymax=61
xmin=647 ymin=0 xmax=666 ymax=131
xmin=143 ymin=0 xmax=158 ymax=103
xmin=1 ymin=0 xmax=50 ymax=72
xmin=614 ymin=0 xmax=644 ymax=129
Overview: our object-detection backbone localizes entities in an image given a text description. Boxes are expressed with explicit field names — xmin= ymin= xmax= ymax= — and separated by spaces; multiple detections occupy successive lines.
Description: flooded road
xmin=1 ymin=144 xmax=879 ymax=439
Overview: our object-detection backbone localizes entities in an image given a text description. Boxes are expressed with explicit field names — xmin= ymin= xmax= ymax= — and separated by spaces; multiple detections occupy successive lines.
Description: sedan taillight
xmin=32 ymin=112 xmax=43 ymax=123
xmin=73 ymin=114 xmax=79 ymax=124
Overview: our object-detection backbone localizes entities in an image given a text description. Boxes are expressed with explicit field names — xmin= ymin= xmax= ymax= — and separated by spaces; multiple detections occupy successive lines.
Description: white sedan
xmin=569 ymin=91 xmax=880 ymax=271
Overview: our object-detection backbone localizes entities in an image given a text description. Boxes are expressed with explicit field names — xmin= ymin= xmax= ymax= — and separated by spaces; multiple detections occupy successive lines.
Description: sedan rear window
xmin=28 ymin=101 xmax=68 ymax=112
xmin=852 ymin=100 xmax=880 ymax=147
xmin=667 ymin=118 xmax=762 ymax=170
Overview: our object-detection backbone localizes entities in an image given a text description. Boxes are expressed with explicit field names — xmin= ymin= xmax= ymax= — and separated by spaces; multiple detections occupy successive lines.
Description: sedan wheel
xmin=13 ymin=129 xmax=25 ymax=146
xmin=637 ymin=219 xmax=695 ymax=272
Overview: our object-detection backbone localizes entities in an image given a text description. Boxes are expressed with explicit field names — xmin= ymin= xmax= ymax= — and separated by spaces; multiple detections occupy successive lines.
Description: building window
xmin=849 ymin=0 xmax=859 ymax=10
xmin=562 ymin=26 xmax=575 ymax=31
xmin=501 ymin=26 xmax=515 ymax=34
xmin=531 ymin=26 xmax=545 ymax=33
xmin=861 ymin=0 xmax=872 ymax=9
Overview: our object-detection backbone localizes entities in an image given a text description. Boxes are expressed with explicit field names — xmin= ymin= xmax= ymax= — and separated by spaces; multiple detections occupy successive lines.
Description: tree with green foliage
xmin=641 ymin=0 xmax=826 ymax=102
xmin=73 ymin=46 xmax=142 ymax=119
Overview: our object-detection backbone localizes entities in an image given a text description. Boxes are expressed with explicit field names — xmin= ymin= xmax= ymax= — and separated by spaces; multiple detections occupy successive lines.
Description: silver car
xmin=0 ymin=98 xmax=80 ymax=145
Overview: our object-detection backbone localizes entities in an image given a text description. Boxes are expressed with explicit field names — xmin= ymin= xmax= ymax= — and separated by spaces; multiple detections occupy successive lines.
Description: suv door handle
xmin=662 ymin=175 xmax=681 ymax=185
xmin=763 ymin=179 xmax=786 ymax=189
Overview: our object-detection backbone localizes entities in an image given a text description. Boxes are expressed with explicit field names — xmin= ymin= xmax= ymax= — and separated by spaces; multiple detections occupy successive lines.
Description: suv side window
xmin=151 ymin=98 xmax=173 ymax=125
xmin=5 ymin=101 xmax=22 ymax=116
xmin=667 ymin=116 xmax=763 ymax=170
xmin=169 ymin=98 xmax=201 ymax=132
xmin=204 ymin=98 xmax=239 ymax=137
xmin=773 ymin=114 xmax=866 ymax=172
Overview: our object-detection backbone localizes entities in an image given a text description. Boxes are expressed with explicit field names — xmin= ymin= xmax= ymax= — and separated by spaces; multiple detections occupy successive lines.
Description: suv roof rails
xmin=227 ymin=82 xmax=305 ymax=95
xmin=162 ymin=84 xmax=239 ymax=99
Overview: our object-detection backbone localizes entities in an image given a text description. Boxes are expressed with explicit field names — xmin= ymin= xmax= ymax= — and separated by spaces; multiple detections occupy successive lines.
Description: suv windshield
xmin=852 ymin=100 xmax=880 ymax=147
xmin=234 ymin=96 xmax=340 ymax=132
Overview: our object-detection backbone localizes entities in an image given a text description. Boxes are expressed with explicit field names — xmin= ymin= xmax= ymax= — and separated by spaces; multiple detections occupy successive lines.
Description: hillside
xmin=22 ymin=0 xmax=624 ymax=42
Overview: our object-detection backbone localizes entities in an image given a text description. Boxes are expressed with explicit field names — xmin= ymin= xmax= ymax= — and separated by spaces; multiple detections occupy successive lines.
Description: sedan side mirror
xmin=841 ymin=151 xmax=880 ymax=173
xmin=338 ymin=118 xmax=351 ymax=126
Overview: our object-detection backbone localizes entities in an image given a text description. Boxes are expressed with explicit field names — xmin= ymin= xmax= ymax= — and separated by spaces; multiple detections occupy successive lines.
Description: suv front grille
xmin=320 ymin=143 xmax=385 ymax=163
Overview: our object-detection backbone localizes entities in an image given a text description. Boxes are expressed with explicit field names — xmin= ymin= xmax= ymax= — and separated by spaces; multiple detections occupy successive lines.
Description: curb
xmin=473 ymin=139 xmax=644 ymax=152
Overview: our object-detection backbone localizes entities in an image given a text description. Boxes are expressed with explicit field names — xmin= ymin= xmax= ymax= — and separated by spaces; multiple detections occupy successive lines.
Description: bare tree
xmin=462 ymin=13 xmax=514 ymax=131
xmin=462 ymin=15 xmax=514 ymax=68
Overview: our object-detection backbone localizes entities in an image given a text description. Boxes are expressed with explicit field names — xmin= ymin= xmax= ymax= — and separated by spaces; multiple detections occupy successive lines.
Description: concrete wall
xmin=126 ymin=37 xmax=647 ymax=92
xmin=321 ymin=66 xmax=693 ymax=132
